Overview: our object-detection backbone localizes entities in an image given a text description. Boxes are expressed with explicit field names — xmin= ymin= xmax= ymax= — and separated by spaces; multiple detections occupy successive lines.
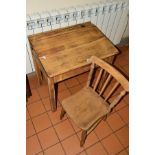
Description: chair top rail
xmin=87 ymin=56 xmax=129 ymax=92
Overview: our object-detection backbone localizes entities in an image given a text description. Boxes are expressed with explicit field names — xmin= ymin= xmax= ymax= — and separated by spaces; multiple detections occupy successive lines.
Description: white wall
xmin=27 ymin=0 xmax=106 ymax=14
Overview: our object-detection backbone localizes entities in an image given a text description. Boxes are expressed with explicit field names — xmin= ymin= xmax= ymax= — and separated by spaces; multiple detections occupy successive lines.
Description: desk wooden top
xmin=28 ymin=22 xmax=119 ymax=78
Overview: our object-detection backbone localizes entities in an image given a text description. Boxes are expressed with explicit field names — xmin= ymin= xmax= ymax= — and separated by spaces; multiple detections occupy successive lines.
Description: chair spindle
xmin=109 ymin=90 xmax=126 ymax=110
xmin=87 ymin=63 xmax=95 ymax=87
xmin=99 ymin=74 xmax=112 ymax=96
xmin=93 ymin=68 xmax=103 ymax=91
xmin=105 ymin=81 xmax=120 ymax=101
xmin=97 ymin=70 xmax=107 ymax=90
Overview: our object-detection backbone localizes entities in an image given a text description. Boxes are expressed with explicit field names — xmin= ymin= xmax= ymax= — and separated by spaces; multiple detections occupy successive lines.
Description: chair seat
xmin=62 ymin=86 xmax=110 ymax=130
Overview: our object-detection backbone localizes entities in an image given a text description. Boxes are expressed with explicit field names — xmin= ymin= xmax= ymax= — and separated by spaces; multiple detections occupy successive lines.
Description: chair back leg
xmin=80 ymin=130 xmax=87 ymax=147
xmin=60 ymin=107 xmax=66 ymax=120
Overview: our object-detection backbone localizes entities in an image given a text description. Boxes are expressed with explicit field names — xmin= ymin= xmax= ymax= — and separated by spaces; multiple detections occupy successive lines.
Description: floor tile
xmin=27 ymin=100 xmax=46 ymax=118
xmin=58 ymin=81 xmax=67 ymax=92
xmin=121 ymin=64 xmax=129 ymax=77
xmin=77 ymin=151 xmax=87 ymax=155
xmin=26 ymin=109 xmax=30 ymax=120
xmin=77 ymin=131 xmax=99 ymax=148
xmin=61 ymin=134 xmax=83 ymax=155
xmin=38 ymin=127 xmax=59 ymax=149
xmin=27 ymin=89 xmax=40 ymax=104
xmin=114 ymin=49 xmax=129 ymax=67
xmin=106 ymin=113 xmax=125 ymax=131
xmin=114 ymin=96 xmax=128 ymax=111
xmin=57 ymin=100 xmax=62 ymax=107
xmin=86 ymin=143 xmax=108 ymax=155
xmin=36 ymin=152 xmax=44 ymax=155
xmin=48 ymin=106 xmax=67 ymax=125
xmin=37 ymin=84 xmax=49 ymax=98
xmin=26 ymin=135 xmax=42 ymax=155
xmin=26 ymin=120 xmax=35 ymax=138
xmin=80 ymin=82 xmax=86 ymax=88
xmin=65 ymin=77 xmax=80 ymax=88
xmin=117 ymin=149 xmax=128 ymax=155
xmin=44 ymin=143 xmax=65 ymax=155
xmin=94 ymin=121 xmax=112 ymax=140
xmin=69 ymin=85 xmax=83 ymax=95
xmin=115 ymin=126 xmax=129 ymax=148
xmin=118 ymin=46 xmax=129 ymax=53
xmin=54 ymin=119 xmax=75 ymax=141
xmin=124 ymin=94 xmax=129 ymax=104
xmin=58 ymin=89 xmax=71 ymax=103
xmin=117 ymin=106 xmax=129 ymax=124
xmin=42 ymin=97 xmax=52 ymax=112
xmin=32 ymin=113 xmax=52 ymax=133
xmin=76 ymin=72 xmax=88 ymax=83
xmin=101 ymin=134 xmax=124 ymax=155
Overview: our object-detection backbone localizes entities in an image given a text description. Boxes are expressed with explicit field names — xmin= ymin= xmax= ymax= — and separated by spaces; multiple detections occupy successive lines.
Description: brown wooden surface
xmin=29 ymin=22 xmax=118 ymax=80
xmin=28 ymin=22 xmax=119 ymax=111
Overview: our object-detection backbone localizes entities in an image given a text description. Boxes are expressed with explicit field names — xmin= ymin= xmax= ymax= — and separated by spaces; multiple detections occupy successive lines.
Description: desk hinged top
xmin=28 ymin=22 xmax=119 ymax=78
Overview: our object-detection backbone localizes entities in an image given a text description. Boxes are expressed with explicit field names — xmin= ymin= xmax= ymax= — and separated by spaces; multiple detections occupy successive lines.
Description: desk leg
xmin=47 ymin=78 xmax=57 ymax=112
xmin=32 ymin=54 xmax=42 ymax=85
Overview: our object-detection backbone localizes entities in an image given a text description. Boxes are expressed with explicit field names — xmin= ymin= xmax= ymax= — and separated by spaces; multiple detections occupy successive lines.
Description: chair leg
xmin=60 ymin=107 xmax=66 ymax=120
xmin=103 ymin=115 xmax=107 ymax=121
xmin=80 ymin=130 xmax=87 ymax=147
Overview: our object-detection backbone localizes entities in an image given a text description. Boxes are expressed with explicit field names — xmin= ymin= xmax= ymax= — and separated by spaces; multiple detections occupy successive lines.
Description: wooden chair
xmin=60 ymin=56 xmax=129 ymax=147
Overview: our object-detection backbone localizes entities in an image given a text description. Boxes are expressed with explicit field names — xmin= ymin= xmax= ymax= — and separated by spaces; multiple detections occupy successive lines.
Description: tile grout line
xmin=27 ymin=110 xmax=47 ymax=120
xmin=76 ymin=74 xmax=88 ymax=85
xmin=27 ymin=99 xmax=42 ymax=106
xmin=66 ymin=82 xmax=110 ymax=155
xmin=110 ymin=111 xmax=127 ymax=126
xmin=116 ymin=106 xmax=129 ymax=125
xmin=114 ymin=102 xmax=129 ymax=113
xmin=27 ymin=76 xmax=87 ymax=105
xmin=69 ymin=126 xmax=89 ymax=155
xmin=64 ymin=79 xmax=82 ymax=90
xmin=27 ymin=124 xmax=53 ymax=139
xmin=114 ymin=128 xmax=129 ymax=149
xmin=37 ymin=90 xmax=67 ymax=155
xmin=30 ymin=89 xmax=58 ymax=155
xmin=115 ymin=148 xmax=128 ymax=155
xmin=26 ymin=104 xmax=46 ymax=155
xmin=45 ymin=108 xmax=67 ymax=155
xmin=106 ymin=120 xmax=129 ymax=149
xmin=92 ymin=122 xmax=110 ymax=155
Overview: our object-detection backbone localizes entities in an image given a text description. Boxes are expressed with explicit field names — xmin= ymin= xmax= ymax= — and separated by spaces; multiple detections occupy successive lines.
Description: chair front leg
xmin=80 ymin=130 xmax=87 ymax=147
xmin=103 ymin=114 xmax=107 ymax=121
xmin=60 ymin=107 xmax=66 ymax=120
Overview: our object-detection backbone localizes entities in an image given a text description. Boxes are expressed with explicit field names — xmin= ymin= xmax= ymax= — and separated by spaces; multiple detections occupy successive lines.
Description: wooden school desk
xmin=28 ymin=22 xmax=119 ymax=111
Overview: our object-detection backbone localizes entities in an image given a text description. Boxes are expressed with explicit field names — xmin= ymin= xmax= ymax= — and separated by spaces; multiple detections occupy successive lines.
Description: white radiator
xmin=26 ymin=0 xmax=129 ymax=73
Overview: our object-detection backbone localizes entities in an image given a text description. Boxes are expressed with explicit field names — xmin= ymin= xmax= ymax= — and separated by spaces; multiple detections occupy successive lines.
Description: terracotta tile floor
xmin=27 ymin=46 xmax=129 ymax=155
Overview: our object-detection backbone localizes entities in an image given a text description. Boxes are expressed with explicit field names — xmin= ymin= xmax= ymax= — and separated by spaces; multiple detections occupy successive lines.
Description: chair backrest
xmin=86 ymin=56 xmax=129 ymax=111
